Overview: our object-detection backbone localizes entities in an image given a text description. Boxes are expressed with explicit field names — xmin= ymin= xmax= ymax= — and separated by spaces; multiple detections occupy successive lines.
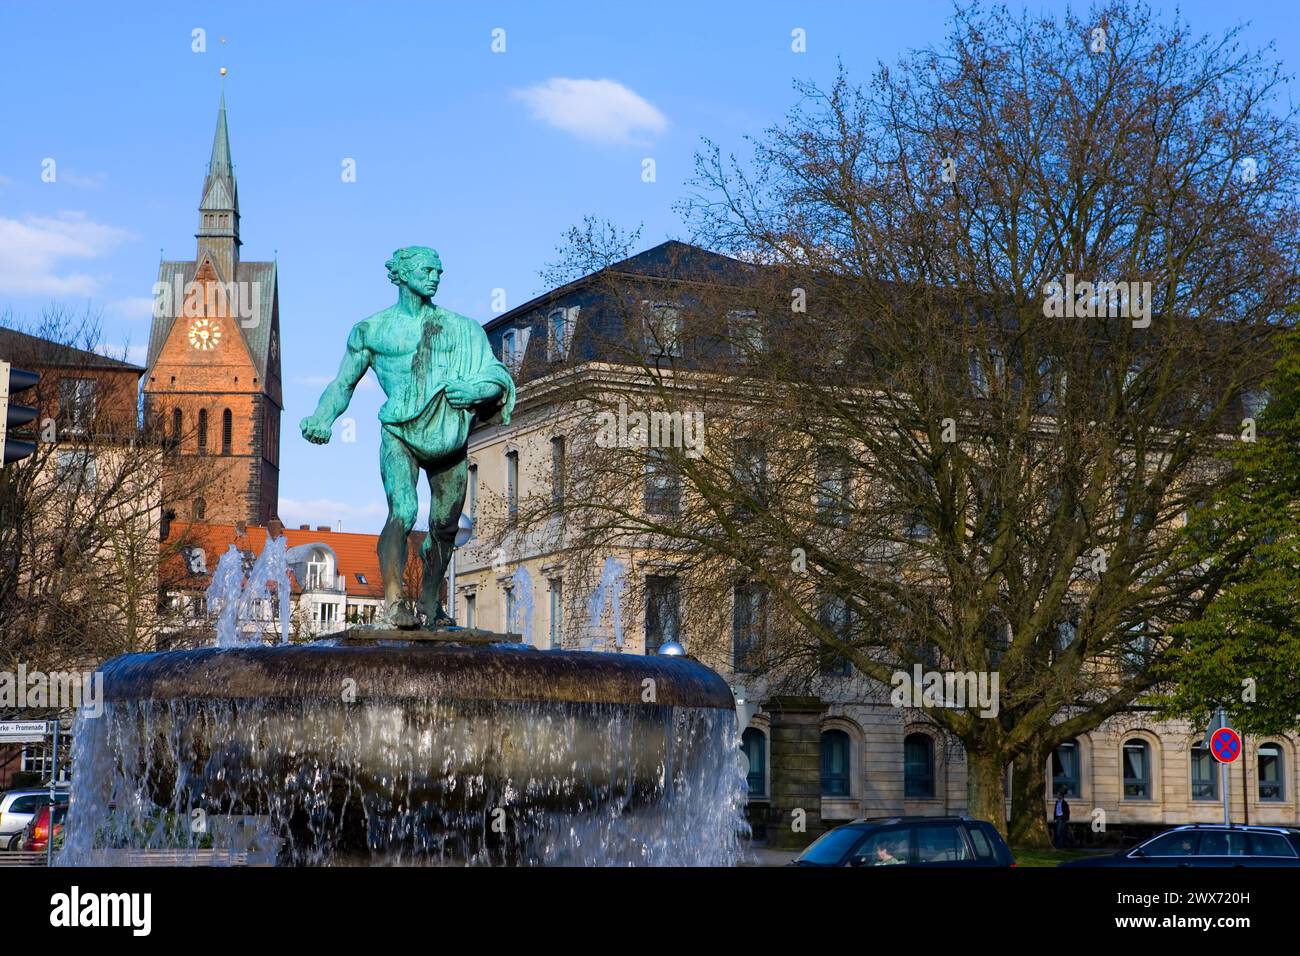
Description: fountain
xmin=58 ymin=245 xmax=749 ymax=866
xmin=60 ymin=640 xmax=747 ymax=865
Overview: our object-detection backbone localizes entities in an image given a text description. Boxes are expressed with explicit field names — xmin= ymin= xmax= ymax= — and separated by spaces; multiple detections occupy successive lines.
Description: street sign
xmin=1211 ymin=727 xmax=1242 ymax=764
xmin=0 ymin=720 xmax=51 ymax=743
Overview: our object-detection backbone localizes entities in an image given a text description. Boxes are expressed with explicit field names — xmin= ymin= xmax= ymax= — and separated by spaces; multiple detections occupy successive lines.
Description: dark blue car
xmin=792 ymin=816 xmax=1016 ymax=867
xmin=1059 ymin=824 xmax=1300 ymax=867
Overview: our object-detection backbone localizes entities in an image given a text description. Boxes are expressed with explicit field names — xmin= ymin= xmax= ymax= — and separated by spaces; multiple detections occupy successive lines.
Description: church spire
xmin=196 ymin=90 xmax=241 ymax=277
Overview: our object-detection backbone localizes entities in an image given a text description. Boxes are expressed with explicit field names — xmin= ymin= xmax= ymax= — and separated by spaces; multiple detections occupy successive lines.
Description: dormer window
xmin=307 ymin=550 xmax=331 ymax=590
xmin=548 ymin=307 xmax=577 ymax=361
xmin=642 ymin=301 xmax=682 ymax=358
xmin=502 ymin=327 xmax=531 ymax=372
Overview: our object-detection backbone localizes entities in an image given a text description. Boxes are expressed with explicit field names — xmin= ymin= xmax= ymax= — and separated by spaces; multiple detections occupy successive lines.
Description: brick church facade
xmin=144 ymin=92 xmax=282 ymax=525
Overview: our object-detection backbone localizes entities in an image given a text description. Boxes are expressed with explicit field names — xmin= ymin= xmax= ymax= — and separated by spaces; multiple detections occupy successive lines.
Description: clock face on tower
xmin=188 ymin=318 xmax=223 ymax=351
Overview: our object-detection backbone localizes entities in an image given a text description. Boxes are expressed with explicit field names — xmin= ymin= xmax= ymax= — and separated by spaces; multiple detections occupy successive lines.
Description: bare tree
xmin=0 ymin=308 xmax=216 ymax=680
xmin=502 ymin=2 xmax=1300 ymax=842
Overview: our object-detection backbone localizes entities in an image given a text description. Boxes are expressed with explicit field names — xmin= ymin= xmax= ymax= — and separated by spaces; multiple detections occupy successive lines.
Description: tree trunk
xmin=965 ymin=750 xmax=1007 ymax=835
xmin=1008 ymin=748 xmax=1053 ymax=848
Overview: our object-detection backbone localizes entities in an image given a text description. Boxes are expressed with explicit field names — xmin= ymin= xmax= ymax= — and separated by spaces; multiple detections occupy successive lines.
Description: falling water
xmin=584 ymin=557 xmax=626 ymax=650
xmin=59 ymin=695 xmax=750 ymax=866
xmin=509 ymin=566 xmax=534 ymax=646
xmin=207 ymin=535 xmax=293 ymax=647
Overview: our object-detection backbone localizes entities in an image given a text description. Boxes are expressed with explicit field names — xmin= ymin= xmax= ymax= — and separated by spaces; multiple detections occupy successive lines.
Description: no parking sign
xmin=1210 ymin=727 xmax=1241 ymax=763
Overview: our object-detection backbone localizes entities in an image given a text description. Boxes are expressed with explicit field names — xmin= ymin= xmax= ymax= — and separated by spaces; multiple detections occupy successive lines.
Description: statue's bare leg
xmin=378 ymin=429 xmax=420 ymax=628
xmin=420 ymin=456 xmax=467 ymax=626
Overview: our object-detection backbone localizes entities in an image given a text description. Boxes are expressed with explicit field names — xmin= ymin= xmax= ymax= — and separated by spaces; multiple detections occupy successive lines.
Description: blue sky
xmin=2 ymin=1 xmax=1297 ymax=532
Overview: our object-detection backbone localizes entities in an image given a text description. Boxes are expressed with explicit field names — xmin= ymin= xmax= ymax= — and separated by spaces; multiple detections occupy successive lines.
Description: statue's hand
xmin=300 ymin=414 xmax=333 ymax=445
xmin=444 ymin=381 xmax=482 ymax=410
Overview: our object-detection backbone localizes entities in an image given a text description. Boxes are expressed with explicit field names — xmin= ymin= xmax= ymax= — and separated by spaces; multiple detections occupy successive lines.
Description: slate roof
xmin=146 ymin=258 xmax=278 ymax=378
xmin=0 ymin=326 xmax=144 ymax=372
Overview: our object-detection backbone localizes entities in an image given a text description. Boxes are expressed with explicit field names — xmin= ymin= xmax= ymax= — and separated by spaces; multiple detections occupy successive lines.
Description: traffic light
xmin=1 ymin=360 xmax=40 ymax=465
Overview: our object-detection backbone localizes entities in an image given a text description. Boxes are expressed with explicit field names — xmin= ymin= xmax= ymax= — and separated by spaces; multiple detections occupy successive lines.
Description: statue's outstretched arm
xmin=301 ymin=326 xmax=369 ymax=443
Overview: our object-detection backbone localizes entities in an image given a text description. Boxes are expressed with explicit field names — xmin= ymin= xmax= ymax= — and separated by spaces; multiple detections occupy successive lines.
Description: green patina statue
xmin=301 ymin=247 xmax=515 ymax=628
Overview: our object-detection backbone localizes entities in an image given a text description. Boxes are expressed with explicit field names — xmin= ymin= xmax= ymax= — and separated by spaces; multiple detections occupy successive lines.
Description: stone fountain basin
xmin=95 ymin=642 xmax=738 ymax=816
xmin=101 ymin=642 xmax=734 ymax=708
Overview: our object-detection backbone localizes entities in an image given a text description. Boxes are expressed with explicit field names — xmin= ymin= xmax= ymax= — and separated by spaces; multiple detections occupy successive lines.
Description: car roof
xmin=847 ymin=815 xmax=984 ymax=827
xmin=1166 ymin=824 xmax=1300 ymax=835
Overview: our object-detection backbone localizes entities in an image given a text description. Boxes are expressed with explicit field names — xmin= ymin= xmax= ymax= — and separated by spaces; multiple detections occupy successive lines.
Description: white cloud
xmin=59 ymin=169 xmax=108 ymax=190
xmin=278 ymin=497 xmax=387 ymax=531
xmin=0 ymin=211 xmax=134 ymax=296
xmin=512 ymin=78 xmax=667 ymax=145
xmin=106 ymin=296 xmax=157 ymax=322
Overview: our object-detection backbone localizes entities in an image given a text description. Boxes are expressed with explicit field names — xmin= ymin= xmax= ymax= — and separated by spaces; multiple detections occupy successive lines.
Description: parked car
xmin=791 ymin=816 xmax=1016 ymax=867
xmin=1058 ymin=824 xmax=1300 ymax=867
xmin=0 ymin=788 xmax=69 ymax=851
xmin=19 ymin=802 xmax=68 ymax=853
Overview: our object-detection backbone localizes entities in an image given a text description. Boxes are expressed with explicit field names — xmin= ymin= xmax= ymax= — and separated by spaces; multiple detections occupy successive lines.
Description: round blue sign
xmin=1211 ymin=727 xmax=1241 ymax=764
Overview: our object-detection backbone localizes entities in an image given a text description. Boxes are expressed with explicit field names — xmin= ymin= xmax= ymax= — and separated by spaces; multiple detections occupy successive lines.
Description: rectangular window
xmin=815 ymin=451 xmax=850 ymax=526
xmin=551 ymin=437 xmax=565 ymax=505
xmin=818 ymin=595 xmax=852 ymax=676
xmin=726 ymin=309 xmax=763 ymax=358
xmin=645 ymin=575 xmax=681 ymax=655
xmin=1052 ymin=742 xmax=1081 ymax=798
xmin=733 ymin=438 xmax=767 ymax=514
xmin=59 ymin=377 xmax=97 ymax=433
xmin=467 ymin=464 xmax=478 ymax=539
xmin=55 ymin=450 xmax=96 ymax=493
xmin=504 ymin=587 xmax=516 ymax=634
xmin=1258 ymin=745 xmax=1284 ymax=801
xmin=549 ymin=580 xmax=563 ymax=649
xmin=506 ymin=451 xmax=519 ymax=522
xmin=1191 ymin=746 xmax=1217 ymax=800
xmin=644 ymin=448 xmax=680 ymax=516
xmin=732 ymin=583 xmax=766 ymax=673
xmin=464 ymin=593 xmax=476 ymax=629
xmin=642 ymin=301 xmax=682 ymax=357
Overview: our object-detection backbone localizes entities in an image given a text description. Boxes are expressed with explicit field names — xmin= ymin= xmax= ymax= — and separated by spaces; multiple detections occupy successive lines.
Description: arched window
xmin=197 ymin=409 xmax=208 ymax=453
xmin=1122 ymin=739 xmax=1151 ymax=799
xmin=171 ymin=407 xmax=182 ymax=442
xmin=821 ymin=729 xmax=851 ymax=796
xmin=1258 ymin=744 xmax=1285 ymax=802
xmin=904 ymin=733 xmax=935 ymax=798
xmin=193 ymin=497 xmax=206 ymax=520
xmin=1190 ymin=743 xmax=1217 ymax=800
xmin=741 ymin=728 xmax=766 ymax=798
xmin=1052 ymin=740 xmax=1080 ymax=798
xmin=221 ymin=408 xmax=232 ymax=455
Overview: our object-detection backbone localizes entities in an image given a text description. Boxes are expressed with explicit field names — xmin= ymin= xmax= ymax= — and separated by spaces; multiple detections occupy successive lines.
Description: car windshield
xmin=796 ymin=827 xmax=864 ymax=865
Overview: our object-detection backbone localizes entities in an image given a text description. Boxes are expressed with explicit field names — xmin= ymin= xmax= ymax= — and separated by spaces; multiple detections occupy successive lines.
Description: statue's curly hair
xmin=385 ymin=246 xmax=442 ymax=286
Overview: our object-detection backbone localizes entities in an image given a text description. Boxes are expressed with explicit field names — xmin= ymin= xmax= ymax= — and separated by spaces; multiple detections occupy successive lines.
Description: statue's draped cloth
xmin=375 ymin=308 xmax=516 ymax=463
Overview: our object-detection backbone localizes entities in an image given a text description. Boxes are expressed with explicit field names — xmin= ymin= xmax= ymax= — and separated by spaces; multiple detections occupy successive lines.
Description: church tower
xmin=144 ymin=91 xmax=282 ymax=526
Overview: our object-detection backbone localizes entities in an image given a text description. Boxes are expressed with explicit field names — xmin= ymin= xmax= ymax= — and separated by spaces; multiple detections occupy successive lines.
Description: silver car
xmin=0 ymin=789 xmax=69 ymax=850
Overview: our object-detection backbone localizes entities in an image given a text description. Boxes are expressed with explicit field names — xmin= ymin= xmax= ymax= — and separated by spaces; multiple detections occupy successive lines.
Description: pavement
xmin=745 ymin=846 xmax=800 ymax=867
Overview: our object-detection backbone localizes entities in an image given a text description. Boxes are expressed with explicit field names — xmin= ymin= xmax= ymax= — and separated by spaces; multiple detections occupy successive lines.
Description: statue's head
xmin=386 ymin=246 xmax=443 ymax=299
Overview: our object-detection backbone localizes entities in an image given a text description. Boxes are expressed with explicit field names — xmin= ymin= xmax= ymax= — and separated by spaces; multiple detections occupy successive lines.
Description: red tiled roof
xmin=162 ymin=522 xmax=424 ymax=599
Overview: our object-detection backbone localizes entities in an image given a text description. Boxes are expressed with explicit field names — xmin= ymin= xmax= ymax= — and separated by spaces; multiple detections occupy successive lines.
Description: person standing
xmin=1053 ymin=785 xmax=1071 ymax=848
